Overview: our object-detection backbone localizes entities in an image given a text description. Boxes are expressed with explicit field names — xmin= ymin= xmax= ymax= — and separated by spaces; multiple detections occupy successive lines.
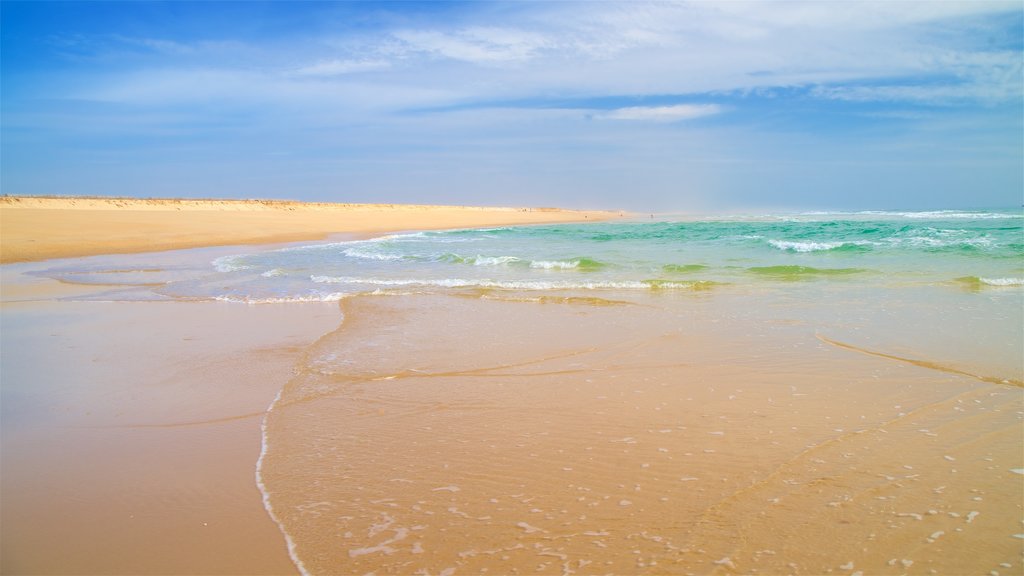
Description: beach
xmin=1 ymin=199 xmax=1022 ymax=575
xmin=0 ymin=198 xmax=620 ymax=574
xmin=0 ymin=196 xmax=620 ymax=263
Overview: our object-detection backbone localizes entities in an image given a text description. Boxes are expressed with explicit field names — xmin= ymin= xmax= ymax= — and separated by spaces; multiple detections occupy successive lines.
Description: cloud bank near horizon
xmin=3 ymin=1 xmax=1021 ymax=211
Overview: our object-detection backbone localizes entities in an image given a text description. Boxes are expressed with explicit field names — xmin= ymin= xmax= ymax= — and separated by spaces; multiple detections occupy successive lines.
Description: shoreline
xmin=0 ymin=196 xmax=625 ymax=263
xmin=0 ymin=200 xmax=623 ymax=574
xmin=0 ymin=295 xmax=338 ymax=574
xmin=258 ymin=289 xmax=1024 ymax=575
xmin=2 ymin=204 xmax=1020 ymax=574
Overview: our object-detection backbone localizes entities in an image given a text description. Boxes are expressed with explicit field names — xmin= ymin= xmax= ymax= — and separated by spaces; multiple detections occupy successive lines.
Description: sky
xmin=2 ymin=1 xmax=1022 ymax=212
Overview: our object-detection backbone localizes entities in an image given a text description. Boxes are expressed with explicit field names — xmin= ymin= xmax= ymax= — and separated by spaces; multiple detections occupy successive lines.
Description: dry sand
xmin=0 ymin=196 xmax=622 ymax=263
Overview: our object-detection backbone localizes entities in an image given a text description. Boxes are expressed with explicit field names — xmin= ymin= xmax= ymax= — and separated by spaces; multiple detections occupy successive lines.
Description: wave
xmin=310 ymin=275 xmax=720 ymax=292
xmin=859 ymin=210 xmax=1021 ymax=220
xmin=214 ymin=292 xmax=350 ymax=304
xmin=891 ymin=236 xmax=993 ymax=250
xmin=469 ymin=293 xmax=635 ymax=306
xmin=768 ymin=235 xmax=998 ymax=253
xmin=436 ymin=253 xmax=523 ymax=266
xmin=437 ymin=254 xmax=606 ymax=270
xmin=529 ymin=257 xmax=606 ymax=270
xmin=472 ymin=255 xmax=522 ymax=266
xmin=211 ymin=255 xmax=253 ymax=272
xmin=342 ymin=246 xmax=404 ymax=261
xmin=768 ymin=240 xmax=871 ymax=253
xmin=274 ymin=231 xmax=437 ymax=256
xmin=955 ymin=276 xmax=1024 ymax=288
xmin=794 ymin=210 xmax=1021 ymax=220
xmin=747 ymin=266 xmax=868 ymax=279
xmin=663 ymin=264 xmax=709 ymax=273
xmin=644 ymin=279 xmax=721 ymax=291
xmin=980 ymin=277 xmax=1024 ymax=286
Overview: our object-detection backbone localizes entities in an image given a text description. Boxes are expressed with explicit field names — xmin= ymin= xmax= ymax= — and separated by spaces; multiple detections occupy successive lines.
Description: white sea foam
xmin=310 ymin=275 xmax=712 ymax=292
xmin=274 ymin=232 xmax=425 ymax=255
xmin=468 ymin=255 xmax=522 ymax=266
xmin=980 ymin=278 xmax=1024 ymax=286
xmin=416 ymin=232 xmax=483 ymax=243
xmin=516 ymin=521 xmax=544 ymax=533
xmin=530 ymin=259 xmax=581 ymax=269
xmin=274 ymin=239 xmax=369 ymax=254
xmin=769 ymin=236 xmax=998 ymax=252
xmin=214 ymin=292 xmax=349 ymax=304
xmin=856 ymin=210 xmax=1019 ymax=220
xmin=768 ymin=240 xmax=852 ymax=252
xmin=211 ymin=255 xmax=252 ymax=272
xmin=282 ymin=231 xmax=486 ymax=262
xmin=257 ymin=388 xmax=312 ymax=576
xmin=894 ymin=236 xmax=993 ymax=249
xmin=261 ymin=269 xmax=286 ymax=277
xmin=342 ymin=246 xmax=404 ymax=261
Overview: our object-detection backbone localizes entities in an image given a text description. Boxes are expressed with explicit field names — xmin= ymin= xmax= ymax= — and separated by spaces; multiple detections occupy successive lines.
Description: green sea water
xmin=181 ymin=208 xmax=1022 ymax=302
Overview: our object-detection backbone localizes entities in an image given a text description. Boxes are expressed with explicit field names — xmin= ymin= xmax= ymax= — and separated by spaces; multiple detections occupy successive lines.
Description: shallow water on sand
xmin=260 ymin=289 xmax=1022 ymax=575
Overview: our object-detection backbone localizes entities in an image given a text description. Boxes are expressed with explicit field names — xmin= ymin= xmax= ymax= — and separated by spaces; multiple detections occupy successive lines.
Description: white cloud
xmin=61 ymin=1 xmax=1024 ymax=113
xmin=322 ymin=1 xmax=1019 ymax=107
xmin=293 ymin=59 xmax=391 ymax=77
xmin=813 ymin=81 xmax=1022 ymax=105
xmin=122 ymin=37 xmax=196 ymax=55
xmin=596 ymin=104 xmax=723 ymax=122
xmin=391 ymin=26 xmax=552 ymax=64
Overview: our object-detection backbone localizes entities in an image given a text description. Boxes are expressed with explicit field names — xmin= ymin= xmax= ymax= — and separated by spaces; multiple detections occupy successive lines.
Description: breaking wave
xmin=767 ymin=240 xmax=872 ymax=253
xmin=310 ymin=275 xmax=718 ymax=292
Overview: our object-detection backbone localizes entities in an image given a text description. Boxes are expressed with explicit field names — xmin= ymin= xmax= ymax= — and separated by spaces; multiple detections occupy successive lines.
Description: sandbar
xmin=0 ymin=196 xmax=622 ymax=263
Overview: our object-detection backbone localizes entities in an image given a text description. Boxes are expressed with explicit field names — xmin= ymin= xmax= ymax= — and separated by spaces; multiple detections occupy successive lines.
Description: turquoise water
xmin=156 ymin=209 xmax=1022 ymax=302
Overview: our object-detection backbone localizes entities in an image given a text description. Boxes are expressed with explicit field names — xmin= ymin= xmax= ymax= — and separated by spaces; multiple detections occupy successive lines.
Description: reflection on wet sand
xmin=260 ymin=293 xmax=1023 ymax=575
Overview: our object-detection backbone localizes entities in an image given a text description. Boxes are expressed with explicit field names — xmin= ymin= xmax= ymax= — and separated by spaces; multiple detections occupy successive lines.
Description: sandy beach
xmin=6 ymin=2 xmax=1022 ymax=574
xmin=1 ymin=198 xmax=1021 ymax=575
xmin=0 ymin=196 xmax=620 ymax=263
xmin=0 ymin=197 xmax=621 ymax=574
xmin=1 ymin=296 xmax=337 ymax=574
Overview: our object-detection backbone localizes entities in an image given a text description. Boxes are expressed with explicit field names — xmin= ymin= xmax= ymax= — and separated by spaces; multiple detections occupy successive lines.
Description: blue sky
xmin=2 ymin=1 xmax=1021 ymax=211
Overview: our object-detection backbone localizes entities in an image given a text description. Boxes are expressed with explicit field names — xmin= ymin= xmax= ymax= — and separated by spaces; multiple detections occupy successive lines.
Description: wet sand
xmin=0 ymin=287 xmax=340 ymax=574
xmin=260 ymin=291 xmax=1023 ymax=575
xmin=0 ymin=196 xmax=620 ymax=263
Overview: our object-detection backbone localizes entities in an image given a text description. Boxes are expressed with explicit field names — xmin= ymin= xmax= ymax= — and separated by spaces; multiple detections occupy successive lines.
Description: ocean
xmin=35 ymin=208 xmax=1023 ymax=302
xmin=24 ymin=208 xmax=1024 ymax=574
xmin=196 ymin=208 xmax=1023 ymax=301
xmin=46 ymin=207 xmax=1022 ymax=380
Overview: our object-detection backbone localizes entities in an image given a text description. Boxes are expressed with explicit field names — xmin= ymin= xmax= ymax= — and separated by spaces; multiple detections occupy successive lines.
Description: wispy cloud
xmin=292 ymin=59 xmax=391 ymax=77
xmin=596 ymin=104 xmax=723 ymax=122
xmin=45 ymin=1 xmax=1021 ymax=112
xmin=813 ymin=81 xmax=1023 ymax=105
xmin=4 ymin=1 xmax=1021 ymax=209
xmin=391 ymin=26 xmax=552 ymax=64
